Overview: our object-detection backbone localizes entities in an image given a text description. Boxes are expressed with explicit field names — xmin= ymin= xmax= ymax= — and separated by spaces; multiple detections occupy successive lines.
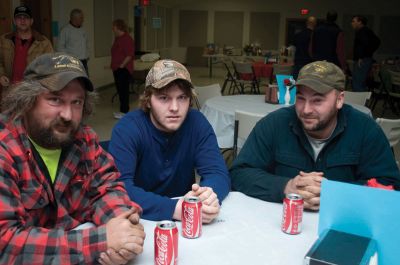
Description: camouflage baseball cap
xmin=145 ymin=59 xmax=192 ymax=89
xmin=296 ymin=61 xmax=345 ymax=94
xmin=24 ymin=52 xmax=94 ymax=92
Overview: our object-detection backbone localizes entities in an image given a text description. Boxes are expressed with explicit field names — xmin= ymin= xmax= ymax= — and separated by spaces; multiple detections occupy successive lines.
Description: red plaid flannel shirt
xmin=0 ymin=117 xmax=141 ymax=264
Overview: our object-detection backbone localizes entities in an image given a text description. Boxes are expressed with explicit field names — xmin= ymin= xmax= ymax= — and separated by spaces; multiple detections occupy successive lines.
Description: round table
xmin=200 ymin=95 xmax=372 ymax=149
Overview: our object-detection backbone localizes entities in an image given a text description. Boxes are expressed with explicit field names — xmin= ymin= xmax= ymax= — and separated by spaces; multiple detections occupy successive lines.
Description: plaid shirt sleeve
xmin=0 ymin=125 xmax=141 ymax=264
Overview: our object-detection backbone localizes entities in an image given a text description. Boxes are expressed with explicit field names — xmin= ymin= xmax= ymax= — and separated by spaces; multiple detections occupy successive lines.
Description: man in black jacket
xmin=312 ymin=11 xmax=345 ymax=70
xmin=293 ymin=16 xmax=316 ymax=79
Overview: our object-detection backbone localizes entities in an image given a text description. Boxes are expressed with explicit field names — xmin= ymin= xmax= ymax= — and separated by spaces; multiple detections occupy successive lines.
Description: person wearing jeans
xmin=351 ymin=15 xmax=380 ymax=92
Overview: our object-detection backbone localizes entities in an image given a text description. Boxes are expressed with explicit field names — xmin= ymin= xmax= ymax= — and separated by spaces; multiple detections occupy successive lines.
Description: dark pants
xmin=113 ymin=68 xmax=131 ymax=113
xmin=352 ymin=58 xmax=373 ymax=92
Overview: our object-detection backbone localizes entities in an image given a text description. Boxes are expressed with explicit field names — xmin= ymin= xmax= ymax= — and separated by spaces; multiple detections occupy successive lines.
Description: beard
xmin=299 ymin=107 xmax=338 ymax=135
xmin=27 ymin=117 xmax=79 ymax=149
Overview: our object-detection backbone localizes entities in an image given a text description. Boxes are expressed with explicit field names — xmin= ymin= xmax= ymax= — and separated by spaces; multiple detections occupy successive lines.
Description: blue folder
xmin=319 ymin=180 xmax=400 ymax=265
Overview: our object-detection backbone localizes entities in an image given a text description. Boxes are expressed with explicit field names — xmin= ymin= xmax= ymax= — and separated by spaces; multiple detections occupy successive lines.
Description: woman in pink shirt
xmin=111 ymin=19 xmax=134 ymax=119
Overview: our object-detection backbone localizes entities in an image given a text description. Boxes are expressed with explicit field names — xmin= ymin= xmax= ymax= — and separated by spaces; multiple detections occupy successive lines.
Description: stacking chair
xmin=344 ymin=91 xmax=371 ymax=106
xmin=379 ymin=68 xmax=400 ymax=115
xmin=221 ymin=58 xmax=240 ymax=95
xmin=369 ymin=68 xmax=389 ymax=112
xmin=232 ymin=61 xmax=260 ymax=94
xmin=193 ymin=83 xmax=222 ymax=109
xmin=232 ymin=111 xmax=265 ymax=159
xmin=376 ymin=118 xmax=400 ymax=155
xmin=389 ymin=70 xmax=400 ymax=88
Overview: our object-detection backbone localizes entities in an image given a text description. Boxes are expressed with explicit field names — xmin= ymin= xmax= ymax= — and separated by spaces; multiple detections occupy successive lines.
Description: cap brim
xmin=39 ymin=72 xmax=94 ymax=92
xmin=149 ymin=77 xmax=192 ymax=89
xmin=296 ymin=78 xmax=334 ymax=94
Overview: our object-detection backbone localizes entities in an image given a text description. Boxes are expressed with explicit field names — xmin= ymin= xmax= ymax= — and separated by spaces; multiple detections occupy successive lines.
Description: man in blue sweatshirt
xmin=109 ymin=59 xmax=230 ymax=222
xmin=230 ymin=61 xmax=400 ymax=211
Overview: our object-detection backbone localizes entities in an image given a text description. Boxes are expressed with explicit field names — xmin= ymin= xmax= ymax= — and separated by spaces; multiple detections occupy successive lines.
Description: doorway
xmin=0 ymin=0 xmax=12 ymax=36
xmin=21 ymin=0 xmax=53 ymax=43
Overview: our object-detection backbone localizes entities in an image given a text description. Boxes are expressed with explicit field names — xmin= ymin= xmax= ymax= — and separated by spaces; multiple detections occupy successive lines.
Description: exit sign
xmin=301 ymin=9 xmax=309 ymax=15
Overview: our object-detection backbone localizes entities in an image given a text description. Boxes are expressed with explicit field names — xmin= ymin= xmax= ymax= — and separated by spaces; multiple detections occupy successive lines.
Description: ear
xmin=336 ymin=91 xmax=345 ymax=109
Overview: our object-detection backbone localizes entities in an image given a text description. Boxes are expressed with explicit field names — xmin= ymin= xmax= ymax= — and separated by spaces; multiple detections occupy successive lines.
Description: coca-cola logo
xmin=183 ymin=206 xmax=194 ymax=236
xmin=155 ymin=231 xmax=168 ymax=265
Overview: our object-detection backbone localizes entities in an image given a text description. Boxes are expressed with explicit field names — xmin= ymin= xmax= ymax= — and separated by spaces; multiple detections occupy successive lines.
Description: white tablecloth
xmin=200 ymin=95 xmax=372 ymax=149
xmin=130 ymin=192 xmax=318 ymax=265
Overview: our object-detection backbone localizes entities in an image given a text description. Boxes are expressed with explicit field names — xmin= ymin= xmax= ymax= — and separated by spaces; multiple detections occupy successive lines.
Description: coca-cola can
xmin=181 ymin=196 xmax=202 ymax=238
xmin=154 ymin=220 xmax=178 ymax=265
xmin=281 ymin=193 xmax=303 ymax=235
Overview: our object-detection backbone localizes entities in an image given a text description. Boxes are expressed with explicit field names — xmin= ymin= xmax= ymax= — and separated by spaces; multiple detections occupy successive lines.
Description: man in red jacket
xmin=0 ymin=53 xmax=145 ymax=265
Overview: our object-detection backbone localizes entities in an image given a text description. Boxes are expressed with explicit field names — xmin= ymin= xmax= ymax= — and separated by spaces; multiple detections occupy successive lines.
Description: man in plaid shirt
xmin=0 ymin=53 xmax=145 ymax=264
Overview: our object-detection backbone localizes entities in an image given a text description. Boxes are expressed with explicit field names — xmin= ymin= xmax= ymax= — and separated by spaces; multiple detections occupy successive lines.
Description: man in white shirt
xmin=57 ymin=9 xmax=90 ymax=74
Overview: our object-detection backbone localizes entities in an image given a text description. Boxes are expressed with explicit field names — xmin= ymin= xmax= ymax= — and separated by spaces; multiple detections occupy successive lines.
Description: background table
xmin=131 ymin=192 xmax=318 ymax=265
xmin=201 ymin=95 xmax=372 ymax=149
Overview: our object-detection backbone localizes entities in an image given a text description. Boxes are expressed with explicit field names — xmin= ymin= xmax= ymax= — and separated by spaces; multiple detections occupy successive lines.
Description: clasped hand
xmin=99 ymin=207 xmax=146 ymax=265
xmin=174 ymin=184 xmax=220 ymax=223
xmin=284 ymin=171 xmax=325 ymax=211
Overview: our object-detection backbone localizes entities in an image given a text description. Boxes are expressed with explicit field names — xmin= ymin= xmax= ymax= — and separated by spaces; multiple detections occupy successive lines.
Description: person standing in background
xmin=0 ymin=5 xmax=53 ymax=101
xmin=311 ymin=11 xmax=345 ymax=70
xmin=351 ymin=15 xmax=380 ymax=92
xmin=293 ymin=16 xmax=317 ymax=79
xmin=57 ymin=8 xmax=90 ymax=74
xmin=111 ymin=19 xmax=134 ymax=119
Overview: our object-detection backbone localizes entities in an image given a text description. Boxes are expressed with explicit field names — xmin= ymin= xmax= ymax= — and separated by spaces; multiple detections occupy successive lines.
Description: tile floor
xmin=86 ymin=65 xmax=400 ymax=161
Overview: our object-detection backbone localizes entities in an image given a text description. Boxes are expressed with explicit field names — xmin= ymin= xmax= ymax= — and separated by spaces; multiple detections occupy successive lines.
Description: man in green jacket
xmin=230 ymin=61 xmax=400 ymax=211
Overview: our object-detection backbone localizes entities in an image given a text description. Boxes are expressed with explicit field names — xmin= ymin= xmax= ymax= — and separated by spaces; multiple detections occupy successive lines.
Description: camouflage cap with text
xmin=145 ymin=59 xmax=192 ymax=89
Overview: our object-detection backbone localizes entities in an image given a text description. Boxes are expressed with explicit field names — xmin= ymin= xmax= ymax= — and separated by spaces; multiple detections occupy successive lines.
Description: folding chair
xmin=232 ymin=61 xmax=260 ymax=94
xmin=379 ymin=68 xmax=400 ymax=115
xmin=193 ymin=83 xmax=222 ymax=109
xmin=344 ymin=91 xmax=371 ymax=106
xmin=232 ymin=111 xmax=265 ymax=159
xmin=221 ymin=58 xmax=240 ymax=95
xmin=376 ymin=118 xmax=400 ymax=154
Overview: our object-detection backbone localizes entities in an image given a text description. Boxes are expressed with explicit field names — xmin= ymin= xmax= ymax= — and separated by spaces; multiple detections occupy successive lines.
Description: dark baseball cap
xmin=296 ymin=61 xmax=345 ymax=94
xmin=14 ymin=5 xmax=32 ymax=18
xmin=24 ymin=53 xmax=94 ymax=92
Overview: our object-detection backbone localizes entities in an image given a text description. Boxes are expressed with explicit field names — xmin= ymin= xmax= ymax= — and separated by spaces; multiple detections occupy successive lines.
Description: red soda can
xmin=154 ymin=220 xmax=178 ymax=265
xmin=281 ymin=193 xmax=303 ymax=234
xmin=181 ymin=196 xmax=202 ymax=238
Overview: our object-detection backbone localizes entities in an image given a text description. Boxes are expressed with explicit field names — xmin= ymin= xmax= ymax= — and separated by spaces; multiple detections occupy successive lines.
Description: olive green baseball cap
xmin=24 ymin=52 xmax=94 ymax=92
xmin=296 ymin=61 xmax=345 ymax=94
xmin=145 ymin=59 xmax=192 ymax=89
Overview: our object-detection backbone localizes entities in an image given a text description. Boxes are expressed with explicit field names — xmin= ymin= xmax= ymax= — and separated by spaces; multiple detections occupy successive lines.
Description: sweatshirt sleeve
xmin=109 ymin=118 xmax=178 ymax=221
xmin=230 ymin=115 xmax=291 ymax=202
xmin=195 ymin=113 xmax=231 ymax=203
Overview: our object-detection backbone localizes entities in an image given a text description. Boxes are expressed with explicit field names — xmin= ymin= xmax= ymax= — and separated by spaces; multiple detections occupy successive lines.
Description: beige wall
xmin=152 ymin=0 xmax=400 ymax=61
xmin=46 ymin=0 xmax=400 ymax=85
